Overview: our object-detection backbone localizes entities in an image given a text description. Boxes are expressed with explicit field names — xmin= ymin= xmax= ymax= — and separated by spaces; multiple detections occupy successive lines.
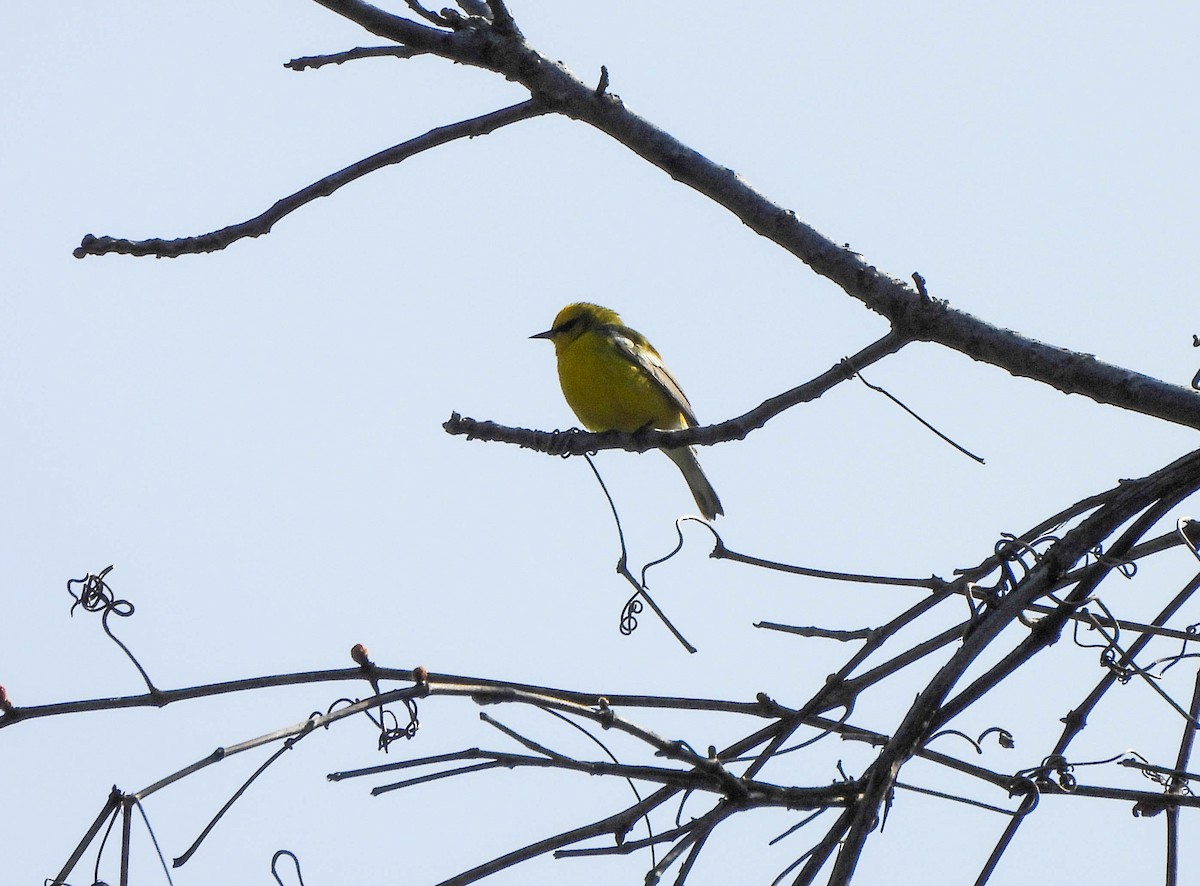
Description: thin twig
xmin=285 ymin=45 xmax=428 ymax=70
xmin=446 ymin=332 xmax=908 ymax=453
xmin=711 ymin=539 xmax=948 ymax=590
xmin=487 ymin=0 xmax=520 ymax=35
xmin=74 ymin=100 xmax=548 ymax=258
xmin=403 ymin=0 xmax=451 ymax=27
xmin=853 ymin=367 xmax=986 ymax=463
xmin=50 ymin=788 xmax=123 ymax=886
xmin=756 ymin=623 xmax=874 ymax=641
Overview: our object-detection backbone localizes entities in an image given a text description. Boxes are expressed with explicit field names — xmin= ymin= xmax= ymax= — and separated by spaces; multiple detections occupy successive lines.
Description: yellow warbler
xmin=531 ymin=302 xmax=723 ymax=520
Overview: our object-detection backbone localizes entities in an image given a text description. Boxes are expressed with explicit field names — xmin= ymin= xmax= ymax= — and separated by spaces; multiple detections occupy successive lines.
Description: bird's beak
xmin=529 ymin=329 xmax=555 ymax=340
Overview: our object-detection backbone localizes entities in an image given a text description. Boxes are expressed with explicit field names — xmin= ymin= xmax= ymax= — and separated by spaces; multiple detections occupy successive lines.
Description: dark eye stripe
xmin=554 ymin=317 xmax=581 ymax=334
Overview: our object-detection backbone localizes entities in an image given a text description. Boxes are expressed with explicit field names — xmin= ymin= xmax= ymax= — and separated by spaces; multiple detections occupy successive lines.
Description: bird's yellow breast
xmin=556 ymin=329 xmax=688 ymax=433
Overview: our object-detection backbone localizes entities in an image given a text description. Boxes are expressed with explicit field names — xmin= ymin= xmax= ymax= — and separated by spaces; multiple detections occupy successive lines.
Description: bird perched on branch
xmin=531 ymin=302 xmax=723 ymax=520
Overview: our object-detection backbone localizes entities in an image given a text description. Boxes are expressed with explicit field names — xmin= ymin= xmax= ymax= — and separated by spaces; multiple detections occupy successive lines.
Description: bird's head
xmin=530 ymin=302 xmax=622 ymax=351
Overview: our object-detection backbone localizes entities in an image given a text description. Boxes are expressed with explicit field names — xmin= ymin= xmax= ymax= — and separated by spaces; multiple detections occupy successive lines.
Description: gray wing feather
xmin=605 ymin=327 xmax=699 ymax=428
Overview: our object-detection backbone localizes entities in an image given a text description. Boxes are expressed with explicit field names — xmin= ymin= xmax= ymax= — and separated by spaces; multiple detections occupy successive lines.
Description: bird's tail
xmin=664 ymin=446 xmax=724 ymax=521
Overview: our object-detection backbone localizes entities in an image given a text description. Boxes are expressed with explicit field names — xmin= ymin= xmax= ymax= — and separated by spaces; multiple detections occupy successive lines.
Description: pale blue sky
xmin=4 ymin=3 xmax=1200 ymax=884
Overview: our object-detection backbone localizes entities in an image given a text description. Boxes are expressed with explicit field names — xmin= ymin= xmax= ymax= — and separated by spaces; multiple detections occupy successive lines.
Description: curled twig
xmin=576 ymin=454 xmax=695 ymax=653
xmin=272 ymin=849 xmax=305 ymax=886
xmin=67 ymin=566 xmax=159 ymax=695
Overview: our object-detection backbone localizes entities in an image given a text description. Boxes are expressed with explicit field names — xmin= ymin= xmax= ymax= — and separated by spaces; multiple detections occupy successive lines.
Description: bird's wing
xmin=606 ymin=325 xmax=700 ymax=428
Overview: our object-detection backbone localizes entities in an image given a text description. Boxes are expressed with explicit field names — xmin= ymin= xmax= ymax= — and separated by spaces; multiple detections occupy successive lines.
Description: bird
xmin=531 ymin=302 xmax=723 ymax=520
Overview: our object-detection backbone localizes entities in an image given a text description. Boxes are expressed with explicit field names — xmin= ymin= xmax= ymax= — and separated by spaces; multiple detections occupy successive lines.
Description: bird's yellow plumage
xmin=531 ymin=303 xmax=724 ymax=520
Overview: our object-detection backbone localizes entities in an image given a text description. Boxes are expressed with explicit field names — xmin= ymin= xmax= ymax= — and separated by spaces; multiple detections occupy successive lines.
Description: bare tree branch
xmin=77 ymin=1 xmax=1200 ymax=427
xmin=402 ymin=0 xmax=453 ymax=28
xmin=829 ymin=447 xmax=1200 ymax=883
xmin=306 ymin=1 xmax=1200 ymax=430
xmin=284 ymin=45 xmax=429 ymax=70
xmin=73 ymin=100 xmax=548 ymax=259
xmin=444 ymin=331 xmax=905 ymax=453
xmin=48 ymin=4 xmax=1200 ymax=883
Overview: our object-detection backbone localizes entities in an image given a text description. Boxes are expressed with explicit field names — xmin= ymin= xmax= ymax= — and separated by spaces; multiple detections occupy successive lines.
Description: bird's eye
xmin=555 ymin=317 xmax=580 ymax=334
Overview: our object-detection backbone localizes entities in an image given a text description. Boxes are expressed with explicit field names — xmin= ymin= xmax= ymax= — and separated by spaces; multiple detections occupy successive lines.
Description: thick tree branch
xmin=303 ymin=1 xmax=1200 ymax=431
xmin=308 ymin=0 xmax=456 ymax=51
xmin=41 ymin=5 xmax=1200 ymax=884
xmin=828 ymin=446 xmax=1200 ymax=883
xmin=572 ymin=113 xmax=1200 ymax=429
xmin=74 ymin=0 xmax=1200 ymax=428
